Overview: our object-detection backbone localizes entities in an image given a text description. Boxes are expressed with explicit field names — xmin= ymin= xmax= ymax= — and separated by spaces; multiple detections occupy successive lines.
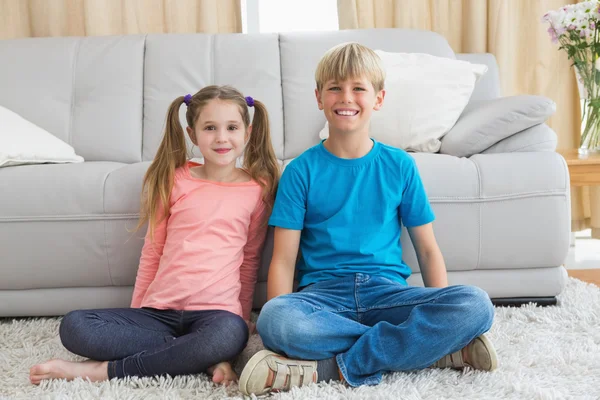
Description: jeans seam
xmin=354 ymin=277 xmax=361 ymax=323
xmin=359 ymin=291 xmax=446 ymax=312
xmin=333 ymin=307 xmax=353 ymax=313
xmin=359 ymin=301 xmax=429 ymax=311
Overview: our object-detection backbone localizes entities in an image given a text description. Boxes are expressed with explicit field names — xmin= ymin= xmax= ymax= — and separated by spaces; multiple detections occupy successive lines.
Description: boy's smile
xmin=334 ymin=108 xmax=359 ymax=116
xmin=316 ymin=76 xmax=385 ymax=136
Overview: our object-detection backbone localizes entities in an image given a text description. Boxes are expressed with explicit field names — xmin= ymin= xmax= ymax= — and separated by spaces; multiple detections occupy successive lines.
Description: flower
xmin=543 ymin=1 xmax=600 ymax=150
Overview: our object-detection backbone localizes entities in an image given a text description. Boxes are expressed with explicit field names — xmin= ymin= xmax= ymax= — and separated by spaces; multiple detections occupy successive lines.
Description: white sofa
xmin=0 ymin=29 xmax=570 ymax=317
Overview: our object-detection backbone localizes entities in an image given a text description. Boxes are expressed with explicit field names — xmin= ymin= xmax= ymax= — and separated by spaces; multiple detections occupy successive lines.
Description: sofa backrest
xmin=0 ymin=29 xmax=501 ymax=164
xmin=0 ymin=35 xmax=145 ymax=163
xmin=141 ymin=33 xmax=284 ymax=162
xmin=456 ymin=53 xmax=501 ymax=102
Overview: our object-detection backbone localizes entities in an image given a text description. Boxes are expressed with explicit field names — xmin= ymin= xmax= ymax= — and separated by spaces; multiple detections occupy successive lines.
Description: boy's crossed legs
xmin=239 ymin=274 xmax=496 ymax=395
xmin=30 ymin=307 xmax=248 ymax=385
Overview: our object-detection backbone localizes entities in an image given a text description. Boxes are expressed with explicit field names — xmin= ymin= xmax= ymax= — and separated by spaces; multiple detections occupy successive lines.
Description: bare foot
xmin=29 ymin=359 xmax=109 ymax=385
xmin=207 ymin=362 xmax=238 ymax=386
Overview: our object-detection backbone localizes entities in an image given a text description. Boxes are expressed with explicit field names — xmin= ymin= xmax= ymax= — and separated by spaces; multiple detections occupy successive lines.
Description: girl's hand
xmin=246 ymin=320 xmax=256 ymax=334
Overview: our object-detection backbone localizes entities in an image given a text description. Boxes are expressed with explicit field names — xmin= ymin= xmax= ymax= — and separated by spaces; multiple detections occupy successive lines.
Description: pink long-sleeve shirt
xmin=130 ymin=161 xmax=268 ymax=321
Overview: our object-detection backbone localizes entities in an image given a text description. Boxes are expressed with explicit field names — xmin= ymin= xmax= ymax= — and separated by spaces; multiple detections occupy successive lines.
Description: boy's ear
xmin=186 ymin=126 xmax=197 ymax=145
xmin=373 ymin=89 xmax=386 ymax=111
xmin=315 ymin=88 xmax=324 ymax=110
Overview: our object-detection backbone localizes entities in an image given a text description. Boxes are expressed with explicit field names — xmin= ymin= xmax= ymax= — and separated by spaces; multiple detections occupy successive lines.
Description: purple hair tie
xmin=245 ymin=96 xmax=255 ymax=107
xmin=183 ymin=94 xmax=193 ymax=106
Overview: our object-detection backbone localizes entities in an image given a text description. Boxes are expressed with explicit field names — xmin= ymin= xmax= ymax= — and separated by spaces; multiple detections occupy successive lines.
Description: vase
xmin=575 ymin=69 xmax=600 ymax=155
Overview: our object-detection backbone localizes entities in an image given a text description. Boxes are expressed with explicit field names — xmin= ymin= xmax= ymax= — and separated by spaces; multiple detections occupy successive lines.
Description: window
xmin=242 ymin=0 xmax=338 ymax=34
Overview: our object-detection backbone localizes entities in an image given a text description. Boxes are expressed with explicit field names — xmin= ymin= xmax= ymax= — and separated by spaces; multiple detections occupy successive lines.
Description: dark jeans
xmin=59 ymin=307 xmax=249 ymax=379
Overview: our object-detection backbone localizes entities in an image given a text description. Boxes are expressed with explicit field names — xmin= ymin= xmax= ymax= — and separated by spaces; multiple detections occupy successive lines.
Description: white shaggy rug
xmin=1 ymin=277 xmax=599 ymax=400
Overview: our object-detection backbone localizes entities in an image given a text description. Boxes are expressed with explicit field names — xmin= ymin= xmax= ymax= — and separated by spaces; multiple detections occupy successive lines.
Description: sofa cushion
xmin=103 ymin=162 xmax=148 ymax=215
xmin=0 ymin=162 xmax=126 ymax=291
xmin=482 ymin=123 xmax=558 ymax=154
xmin=0 ymin=161 xmax=149 ymax=291
xmin=470 ymin=152 xmax=569 ymax=270
xmin=440 ymin=95 xmax=557 ymax=157
xmin=0 ymin=162 xmax=126 ymax=219
xmin=402 ymin=152 xmax=568 ymax=273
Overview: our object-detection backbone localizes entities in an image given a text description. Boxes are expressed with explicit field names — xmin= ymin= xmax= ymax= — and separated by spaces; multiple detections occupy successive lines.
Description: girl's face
xmin=187 ymin=99 xmax=250 ymax=167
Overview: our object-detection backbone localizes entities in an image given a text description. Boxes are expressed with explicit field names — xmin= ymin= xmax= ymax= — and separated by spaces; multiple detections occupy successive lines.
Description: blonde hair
xmin=137 ymin=85 xmax=279 ymax=239
xmin=315 ymin=42 xmax=385 ymax=92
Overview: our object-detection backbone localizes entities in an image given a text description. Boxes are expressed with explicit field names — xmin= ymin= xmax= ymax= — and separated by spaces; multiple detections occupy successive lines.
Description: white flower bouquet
xmin=543 ymin=0 xmax=600 ymax=152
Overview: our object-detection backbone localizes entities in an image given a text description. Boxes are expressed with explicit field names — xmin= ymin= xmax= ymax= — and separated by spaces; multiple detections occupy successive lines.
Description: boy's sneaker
xmin=433 ymin=333 xmax=498 ymax=371
xmin=239 ymin=350 xmax=318 ymax=396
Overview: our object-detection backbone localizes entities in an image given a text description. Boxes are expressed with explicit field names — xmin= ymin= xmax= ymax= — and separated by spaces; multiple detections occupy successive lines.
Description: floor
xmin=564 ymin=229 xmax=600 ymax=286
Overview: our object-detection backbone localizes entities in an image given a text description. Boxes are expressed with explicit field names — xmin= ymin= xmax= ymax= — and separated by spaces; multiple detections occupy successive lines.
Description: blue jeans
xmin=257 ymin=274 xmax=494 ymax=387
xmin=59 ymin=307 xmax=248 ymax=379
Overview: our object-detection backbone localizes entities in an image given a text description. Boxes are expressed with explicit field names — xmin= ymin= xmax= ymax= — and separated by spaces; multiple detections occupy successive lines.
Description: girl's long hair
xmin=137 ymin=85 xmax=279 ymax=239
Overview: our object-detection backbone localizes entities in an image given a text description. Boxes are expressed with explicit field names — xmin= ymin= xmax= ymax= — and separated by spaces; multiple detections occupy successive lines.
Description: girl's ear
xmin=245 ymin=124 xmax=252 ymax=143
xmin=186 ymin=126 xmax=197 ymax=145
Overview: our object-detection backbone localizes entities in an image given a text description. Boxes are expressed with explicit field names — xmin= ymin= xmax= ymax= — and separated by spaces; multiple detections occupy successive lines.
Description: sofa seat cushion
xmin=0 ymin=161 xmax=149 ymax=291
xmin=0 ymin=162 xmax=125 ymax=220
xmin=399 ymin=152 xmax=570 ymax=273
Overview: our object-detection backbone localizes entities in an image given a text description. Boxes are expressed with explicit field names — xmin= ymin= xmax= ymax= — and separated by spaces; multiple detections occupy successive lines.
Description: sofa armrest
xmin=439 ymin=95 xmax=556 ymax=157
xmin=481 ymin=123 xmax=557 ymax=154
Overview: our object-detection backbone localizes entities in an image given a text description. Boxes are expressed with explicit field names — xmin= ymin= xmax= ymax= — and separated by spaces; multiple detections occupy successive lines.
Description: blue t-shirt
xmin=269 ymin=139 xmax=435 ymax=288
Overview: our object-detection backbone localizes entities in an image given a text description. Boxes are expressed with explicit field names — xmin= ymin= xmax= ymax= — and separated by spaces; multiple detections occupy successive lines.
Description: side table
xmin=557 ymin=149 xmax=600 ymax=186
xmin=557 ymin=149 xmax=600 ymax=288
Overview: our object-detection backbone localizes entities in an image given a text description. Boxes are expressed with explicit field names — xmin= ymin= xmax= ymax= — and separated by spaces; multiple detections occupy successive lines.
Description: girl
xmin=30 ymin=85 xmax=279 ymax=386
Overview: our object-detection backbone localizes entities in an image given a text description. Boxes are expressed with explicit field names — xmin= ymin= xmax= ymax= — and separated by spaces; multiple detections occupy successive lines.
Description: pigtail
xmin=136 ymin=96 xmax=189 ymax=240
xmin=243 ymin=99 xmax=280 ymax=214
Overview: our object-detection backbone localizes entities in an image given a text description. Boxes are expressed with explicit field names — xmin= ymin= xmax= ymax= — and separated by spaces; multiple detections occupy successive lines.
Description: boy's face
xmin=315 ymin=75 xmax=385 ymax=136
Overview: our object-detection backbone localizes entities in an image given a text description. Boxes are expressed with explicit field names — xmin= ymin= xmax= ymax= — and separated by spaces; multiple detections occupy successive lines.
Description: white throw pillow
xmin=319 ymin=51 xmax=488 ymax=152
xmin=0 ymin=105 xmax=84 ymax=167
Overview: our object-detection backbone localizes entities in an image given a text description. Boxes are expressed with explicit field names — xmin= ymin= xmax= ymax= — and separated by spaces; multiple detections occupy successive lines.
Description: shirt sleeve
xmin=399 ymin=156 xmax=435 ymax=228
xmin=239 ymin=198 xmax=269 ymax=321
xmin=130 ymin=208 xmax=168 ymax=308
xmin=268 ymin=165 xmax=307 ymax=230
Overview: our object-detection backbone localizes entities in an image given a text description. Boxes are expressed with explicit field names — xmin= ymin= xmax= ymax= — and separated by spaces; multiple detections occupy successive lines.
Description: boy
xmin=239 ymin=43 xmax=497 ymax=396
